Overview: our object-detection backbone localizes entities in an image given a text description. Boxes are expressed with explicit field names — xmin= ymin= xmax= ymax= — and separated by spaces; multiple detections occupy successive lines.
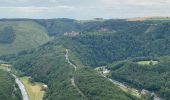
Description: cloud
xmin=0 ymin=0 xmax=170 ymax=19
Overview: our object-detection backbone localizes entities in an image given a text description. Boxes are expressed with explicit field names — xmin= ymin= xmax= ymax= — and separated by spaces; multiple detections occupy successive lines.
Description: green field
xmin=0 ymin=65 xmax=3 ymax=70
xmin=137 ymin=60 xmax=158 ymax=65
xmin=20 ymin=76 xmax=45 ymax=100
xmin=0 ymin=21 xmax=49 ymax=55
xmin=0 ymin=64 xmax=10 ymax=70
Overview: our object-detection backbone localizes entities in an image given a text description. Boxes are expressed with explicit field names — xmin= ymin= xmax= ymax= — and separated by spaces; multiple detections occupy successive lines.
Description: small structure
xmin=41 ymin=84 xmax=48 ymax=91
xmin=102 ymin=68 xmax=110 ymax=74
xmin=43 ymin=84 xmax=48 ymax=88
xmin=141 ymin=89 xmax=150 ymax=95
xmin=95 ymin=66 xmax=110 ymax=75
xmin=64 ymin=31 xmax=79 ymax=37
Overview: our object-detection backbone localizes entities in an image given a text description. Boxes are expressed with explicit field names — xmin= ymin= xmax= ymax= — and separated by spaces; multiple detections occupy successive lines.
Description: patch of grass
xmin=137 ymin=60 xmax=158 ymax=65
xmin=20 ymin=76 xmax=45 ymax=100
xmin=0 ymin=66 xmax=3 ymax=70
xmin=0 ymin=64 xmax=10 ymax=70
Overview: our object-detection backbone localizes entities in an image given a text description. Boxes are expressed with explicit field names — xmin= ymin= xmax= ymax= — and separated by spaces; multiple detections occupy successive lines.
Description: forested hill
xmin=2 ymin=18 xmax=170 ymax=100
xmin=55 ymin=21 xmax=170 ymax=67
xmin=0 ymin=18 xmax=162 ymax=56
xmin=11 ymin=40 xmax=137 ymax=100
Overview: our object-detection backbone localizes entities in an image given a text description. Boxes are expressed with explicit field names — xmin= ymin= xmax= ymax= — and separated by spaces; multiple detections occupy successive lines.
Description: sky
xmin=0 ymin=0 xmax=170 ymax=19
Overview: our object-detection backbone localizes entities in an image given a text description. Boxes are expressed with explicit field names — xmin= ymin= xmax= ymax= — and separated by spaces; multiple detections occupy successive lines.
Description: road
xmin=65 ymin=49 xmax=87 ymax=100
xmin=65 ymin=50 xmax=163 ymax=100
xmin=98 ymin=68 xmax=163 ymax=100
xmin=12 ymin=74 xmax=30 ymax=100
xmin=3 ymin=66 xmax=29 ymax=100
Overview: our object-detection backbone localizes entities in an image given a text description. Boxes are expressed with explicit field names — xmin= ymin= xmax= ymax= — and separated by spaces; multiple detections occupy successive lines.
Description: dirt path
xmin=65 ymin=49 xmax=88 ymax=100
xmin=65 ymin=49 xmax=77 ymax=71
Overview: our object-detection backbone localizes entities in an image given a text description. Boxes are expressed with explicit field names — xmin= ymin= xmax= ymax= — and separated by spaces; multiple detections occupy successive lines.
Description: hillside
xmin=107 ymin=56 xmax=170 ymax=100
xmin=2 ymin=18 xmax=170 ymax=100
xmin=0 ymin=69 xmax=22 ymax=100
xmin=11 ymin=41 xmax=136 ymax=100
xmin=44 ymin=20 xmax=170 ymax=99
xmin=56 ymin=21 xmax=170 ymax=67
xmin=127 ymin=17 xmax=170 ymax=21
xmin=0 ymin=20 xmax=50 ymax=55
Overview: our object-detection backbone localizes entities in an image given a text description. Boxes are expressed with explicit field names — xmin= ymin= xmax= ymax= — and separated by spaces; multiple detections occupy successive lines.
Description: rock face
xmin=64 ymin=31 xmax=79 ymax=37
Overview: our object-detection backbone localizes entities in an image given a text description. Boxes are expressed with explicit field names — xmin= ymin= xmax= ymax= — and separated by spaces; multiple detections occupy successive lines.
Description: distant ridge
xmin=127 ymin=16 xmax=170 ymax=21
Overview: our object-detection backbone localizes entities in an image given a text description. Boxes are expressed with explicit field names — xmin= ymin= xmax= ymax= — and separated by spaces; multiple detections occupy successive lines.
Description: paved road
xmin=12 ymin=74 xmax=29 ymax=100
xmin=2 ymin=66 xmax=29 ymax=100
xmin=98 ymin=69 xmax=163 ymax=100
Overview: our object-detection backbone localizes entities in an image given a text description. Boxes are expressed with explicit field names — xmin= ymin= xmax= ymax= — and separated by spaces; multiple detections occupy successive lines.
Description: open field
xmin=0 ymin=64 xmax=10 ymax=71
xmin=137 ymin=60 xmax=158 ymax=65
xmin=0 ymin=65 xmax=3 ymax=70
xmin=0 ymin=21 xmax=49 ymax=55
xmin=20 ymin=76 xmax=45 ymax=100
xmin=127 ymin=17 xmax=146 ymax=21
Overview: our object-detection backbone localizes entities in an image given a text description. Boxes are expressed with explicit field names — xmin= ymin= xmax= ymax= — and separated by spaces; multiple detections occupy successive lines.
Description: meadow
xmin=20 ymin=76 xmax=45 ymax=100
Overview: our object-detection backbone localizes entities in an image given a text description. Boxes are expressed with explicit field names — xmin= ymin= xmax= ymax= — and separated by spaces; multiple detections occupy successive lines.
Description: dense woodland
xmin=107 ymin=56 xmax=170 ymax=100
xmin=0 ymin=70 xmax=22 ymax=100
xmin=74 ymin=67 xmax=137 ymax=100
xmin=11 ymin=40 xmax=135 ymax=100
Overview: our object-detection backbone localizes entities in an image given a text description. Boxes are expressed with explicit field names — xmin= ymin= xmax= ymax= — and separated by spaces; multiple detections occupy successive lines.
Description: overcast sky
xmin=0 ymin=0 xmax=170 ymax=19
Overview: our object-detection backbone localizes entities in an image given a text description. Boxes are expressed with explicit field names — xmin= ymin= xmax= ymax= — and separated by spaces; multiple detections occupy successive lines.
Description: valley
xmin=0 ymin=18 xmax=170 ymax=100
xmin=0 ymin=63 xmax=23 ymax=100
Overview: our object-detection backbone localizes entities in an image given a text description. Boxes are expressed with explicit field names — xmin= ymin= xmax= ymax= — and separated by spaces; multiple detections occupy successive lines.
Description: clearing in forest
xmin=137 ymin=60 xmax=158 ymax=65
xmin=20 ymin=76 xmax=45 ymax=100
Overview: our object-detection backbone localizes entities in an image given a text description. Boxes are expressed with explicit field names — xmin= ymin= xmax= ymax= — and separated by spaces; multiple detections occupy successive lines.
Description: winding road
xmin=65 ymin=49 xmax=88 ymax=100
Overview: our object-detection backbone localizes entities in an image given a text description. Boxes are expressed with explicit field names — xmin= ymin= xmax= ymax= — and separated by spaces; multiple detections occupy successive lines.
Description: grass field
xmin=0 ymin=64 xmax=10 ymax=70
xmin=20 ymin=76 xmax=45 ymax=100
xmin=137 ymin=60 xmax=158 ymax=65
xmin=0 ymin=65 xmax=3 ymax=70
xmin=0 ymin=21 xmax=50 ymax=55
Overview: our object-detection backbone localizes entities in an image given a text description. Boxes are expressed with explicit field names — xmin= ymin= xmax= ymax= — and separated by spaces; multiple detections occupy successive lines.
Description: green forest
xmin=1 ymin=19 xmax=170 ymax=100
xmin=0 ymin=70 xmax=22 ymax=100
